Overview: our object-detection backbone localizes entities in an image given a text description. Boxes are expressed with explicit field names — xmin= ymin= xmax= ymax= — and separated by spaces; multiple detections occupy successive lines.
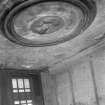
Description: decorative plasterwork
xmin=0 ymin=0 xmax=96 ymax=47
xmin=0 ymin=0 xmax=105 ymax=71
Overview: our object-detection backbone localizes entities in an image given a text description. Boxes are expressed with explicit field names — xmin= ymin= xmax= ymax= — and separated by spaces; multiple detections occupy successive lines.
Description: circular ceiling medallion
xmin=0 ymin=0 xmax=96 ymax=47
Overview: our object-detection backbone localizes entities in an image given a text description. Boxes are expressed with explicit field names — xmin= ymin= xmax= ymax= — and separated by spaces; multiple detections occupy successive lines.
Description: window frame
xmin=0 ymin=68 xmax=45 ymax=105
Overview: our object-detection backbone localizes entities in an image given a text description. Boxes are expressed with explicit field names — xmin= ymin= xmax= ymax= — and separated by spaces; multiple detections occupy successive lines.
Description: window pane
xmin=27 ymin=100 xmax=32 ymax=103
xmin=18 ymin=79 xmax=24 ymax=88
xmin=12 ymin=79 xmax=17 ymax=88
xmin=25 ymin=89 xmax=31 ymax=92
xmin=28 ymin=104 xmax=32 ymax=105
xmin=24 ymin=79 xmax=30 ymax=88
xmin=14 ymin=101 xmax=20 ymax=104
xmin=19 ymin=89 xmax=24 ymax=92
xmin=13 ymin=89 xmax=18 ymax=93
xmin=21 ymin=100 xmax=26 ymax=104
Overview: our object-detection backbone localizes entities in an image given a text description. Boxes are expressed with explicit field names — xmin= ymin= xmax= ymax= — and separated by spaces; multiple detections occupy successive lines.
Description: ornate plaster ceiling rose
xmin=0 ymin=0 xmax=96 ymax=47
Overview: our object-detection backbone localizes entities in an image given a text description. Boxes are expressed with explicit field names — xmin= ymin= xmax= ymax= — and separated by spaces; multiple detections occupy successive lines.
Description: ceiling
xmin=0 ymin=0 xmax=105 ymax=72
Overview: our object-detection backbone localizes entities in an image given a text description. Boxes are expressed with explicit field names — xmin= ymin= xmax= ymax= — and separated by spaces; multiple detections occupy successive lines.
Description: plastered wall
xmin=54 ymin=49 xmax=105 ymax=105
xmin=55 ymin=61 xmax=96 ymax=105
xmin=41 ymin=71 xmax=58 ymax=105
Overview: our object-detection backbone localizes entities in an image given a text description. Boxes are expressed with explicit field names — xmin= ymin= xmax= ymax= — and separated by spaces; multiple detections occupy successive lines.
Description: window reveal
xmin=0 ymin=70 xmax=44 ymax=105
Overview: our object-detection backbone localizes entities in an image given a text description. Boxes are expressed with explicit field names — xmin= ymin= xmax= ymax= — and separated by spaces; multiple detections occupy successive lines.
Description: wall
xmin=54 ymin=48 xmax=105 ymax=105
xmin=41 ymin=47 xmax=105 ymax=105
xmin=91 ymin=49 xmax=105 ymax=105
xmin=41 ymin=71 xmax=58 ymax=105
xmin=55 ymin=72 xmax=73 ymax=105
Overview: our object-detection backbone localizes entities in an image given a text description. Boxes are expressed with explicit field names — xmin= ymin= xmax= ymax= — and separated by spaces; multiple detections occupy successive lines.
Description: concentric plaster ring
xmin=0 ymin=0 xmax=96 ymax=47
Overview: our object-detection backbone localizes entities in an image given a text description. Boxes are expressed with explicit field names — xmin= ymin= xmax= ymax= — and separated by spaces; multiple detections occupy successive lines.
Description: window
xmin=0 ymin=70 xmax=44 ymax=105
xmin=12 ymin=78 xmax=32 ymax=105
xmin=12 ymin=78 xmax=31 ymax=93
